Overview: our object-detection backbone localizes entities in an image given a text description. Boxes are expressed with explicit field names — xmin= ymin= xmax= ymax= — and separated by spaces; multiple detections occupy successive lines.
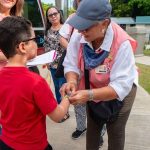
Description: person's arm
xmin=59 ymin=31 xmax=81 ymax=97
xmin=63 ymin=31 xmax=81 ymax=75
xmin=33 ymin=78 xmax=70 ymax=123
xmin=59 ymin=19 xmax=74 ymax=49
xmin=59 ymin=36 xmax=68 ymax=49
xmin=48 ymin=97 xmax=70 ymax=122
xmin=68 ymin=86 xmax=118 ymax=105
xmin=108 ymin=40 xmax=137 ymax=101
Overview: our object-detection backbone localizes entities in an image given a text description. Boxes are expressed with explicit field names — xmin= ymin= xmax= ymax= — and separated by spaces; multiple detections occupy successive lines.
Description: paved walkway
xmin=45 ymin=56 xmax=150 ymax=150
xmin=46 ymin=86 xmax=150 ymax=150
xmin=135 ymin=55 xmax=150 ymax=65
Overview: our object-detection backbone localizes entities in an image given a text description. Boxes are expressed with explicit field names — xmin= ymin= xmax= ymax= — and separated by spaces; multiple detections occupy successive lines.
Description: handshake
xmin=64 ymin=92 xmax=72 ymax=99
xmin=60 ymin=82 xmax=91 ymax=105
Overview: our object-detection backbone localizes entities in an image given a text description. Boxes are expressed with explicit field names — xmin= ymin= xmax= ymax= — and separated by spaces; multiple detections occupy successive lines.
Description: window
xmin=24 ymin=0 xmax=45 ymax=53
xmin=24 ymin=0 xmax=44 ymax=28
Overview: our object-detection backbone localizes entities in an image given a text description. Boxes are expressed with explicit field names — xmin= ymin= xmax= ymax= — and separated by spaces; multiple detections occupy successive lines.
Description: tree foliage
xmin=41 ymin=2 xmax=53 ymax=15
xmin=128 ymin=0 xmax=150 ymax=17
xmin=110 ymin=0 xmax=150 ymax=17
xmin=68 ymin=8 xmax=76 ymax=16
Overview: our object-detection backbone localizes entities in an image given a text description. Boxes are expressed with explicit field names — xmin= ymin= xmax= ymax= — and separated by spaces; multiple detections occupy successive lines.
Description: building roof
xmin=111 ymin=17 xmax=135 ymax=24
xmin=136 ymin=16 xmax=150 ymax=24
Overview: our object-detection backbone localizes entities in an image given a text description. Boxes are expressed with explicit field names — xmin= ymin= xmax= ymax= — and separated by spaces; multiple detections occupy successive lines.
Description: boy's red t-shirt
xmin=0 ymin=67 xmax=57 ymax=150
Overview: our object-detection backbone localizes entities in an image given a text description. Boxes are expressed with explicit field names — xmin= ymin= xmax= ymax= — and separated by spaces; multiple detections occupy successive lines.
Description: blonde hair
xmin=10 ymin=0 xmax=24 ymax=16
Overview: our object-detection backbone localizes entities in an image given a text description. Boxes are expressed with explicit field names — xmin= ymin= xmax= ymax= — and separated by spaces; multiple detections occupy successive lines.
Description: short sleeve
xmin=59 ymin=23 xmax=71 ymax=39
xmin=33 ymin=78 xmax=57 ymax=115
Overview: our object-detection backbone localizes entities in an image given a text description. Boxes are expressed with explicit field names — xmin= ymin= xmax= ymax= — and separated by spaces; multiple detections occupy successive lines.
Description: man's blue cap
xmin=67 ymin=0 xmax=112 ymax=31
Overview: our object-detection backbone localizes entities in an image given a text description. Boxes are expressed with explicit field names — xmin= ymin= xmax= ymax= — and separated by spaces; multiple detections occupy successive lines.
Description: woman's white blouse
xmin=62 ymin=23 xmax=138 ymax=101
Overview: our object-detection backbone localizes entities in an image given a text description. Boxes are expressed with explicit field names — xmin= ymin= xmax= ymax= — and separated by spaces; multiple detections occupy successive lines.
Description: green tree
xmin=41 ymin=3 xmax=53 ymax=15
xmin=128 ymin=0 xmax=150 ymax=17
xmin=110 ymin=0 xmax=131 ymax=17
xmin=68 ymin=8 xmax=76 ymax=16
xmin=110 ymin=0 xmax=150 ymax=17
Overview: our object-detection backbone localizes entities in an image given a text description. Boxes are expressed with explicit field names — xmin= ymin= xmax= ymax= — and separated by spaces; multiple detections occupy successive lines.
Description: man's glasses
xmin=48 ymin=12 xmax=59 ymax=18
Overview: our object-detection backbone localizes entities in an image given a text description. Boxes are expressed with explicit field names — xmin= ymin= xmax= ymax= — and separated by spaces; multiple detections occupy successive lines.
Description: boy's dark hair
xmin=0 ymin=16 xmax=32 ymax=58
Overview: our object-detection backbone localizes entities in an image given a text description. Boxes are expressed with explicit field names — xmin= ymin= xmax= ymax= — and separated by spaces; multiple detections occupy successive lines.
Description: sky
xmin=41 ymin=0 xmax=74 ymax=9
xmin=41 ymin=0 xmax=55 ymax=4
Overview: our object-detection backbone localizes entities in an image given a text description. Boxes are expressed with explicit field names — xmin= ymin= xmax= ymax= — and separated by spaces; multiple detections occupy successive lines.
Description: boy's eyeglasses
xmin=22 ymin=37 xmax=37 ymax=43
xmin=48 ymin=12 xmax=59 ymax=18
xmin=22 ymin=36 xmax=44 ymax=44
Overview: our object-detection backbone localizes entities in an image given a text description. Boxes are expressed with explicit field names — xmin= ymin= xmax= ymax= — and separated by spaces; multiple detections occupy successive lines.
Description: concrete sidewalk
xmin=45 ymin=56 xmax=150 ymax=150
xmin=46 ymin=85 xmax=150 ymax=150
xmin=135 ymin=55 xmax=150 ymax=65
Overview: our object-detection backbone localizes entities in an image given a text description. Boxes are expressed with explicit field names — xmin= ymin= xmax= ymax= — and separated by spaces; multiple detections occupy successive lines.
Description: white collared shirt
xmin=63 ymin=23 xmax=138 ymax=101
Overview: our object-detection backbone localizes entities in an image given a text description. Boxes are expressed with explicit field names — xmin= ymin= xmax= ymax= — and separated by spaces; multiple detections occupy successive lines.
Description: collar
xmin=80 ymin=22 xmax=114 ymax=52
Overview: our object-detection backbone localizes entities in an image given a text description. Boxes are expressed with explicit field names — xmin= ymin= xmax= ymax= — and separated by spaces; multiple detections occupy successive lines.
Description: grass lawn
xmin=144 ymin=49 xmax=150 ymax=56
xmin=136 ymin=63 xmax=150 ymax=94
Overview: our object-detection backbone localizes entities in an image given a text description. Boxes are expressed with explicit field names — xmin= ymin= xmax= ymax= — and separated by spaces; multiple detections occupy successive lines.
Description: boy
xmin=0 ymin=16 xmax=70 ymax=150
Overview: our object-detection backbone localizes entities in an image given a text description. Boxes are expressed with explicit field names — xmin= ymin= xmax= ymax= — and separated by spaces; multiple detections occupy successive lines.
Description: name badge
xmin=95 ymin=65 xmax=108 ymax=74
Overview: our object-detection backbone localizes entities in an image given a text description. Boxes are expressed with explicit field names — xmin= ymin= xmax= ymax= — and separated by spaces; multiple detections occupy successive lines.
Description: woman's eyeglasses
xmin=48 ymin=12 xmax=59 ymax=18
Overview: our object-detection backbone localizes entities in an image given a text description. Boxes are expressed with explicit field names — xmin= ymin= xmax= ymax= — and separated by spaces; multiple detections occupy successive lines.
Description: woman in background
xmin=0 ymin=0 xmax=24 ymax=70
xmin=44 ymin=6 xmax=69 ymax=121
